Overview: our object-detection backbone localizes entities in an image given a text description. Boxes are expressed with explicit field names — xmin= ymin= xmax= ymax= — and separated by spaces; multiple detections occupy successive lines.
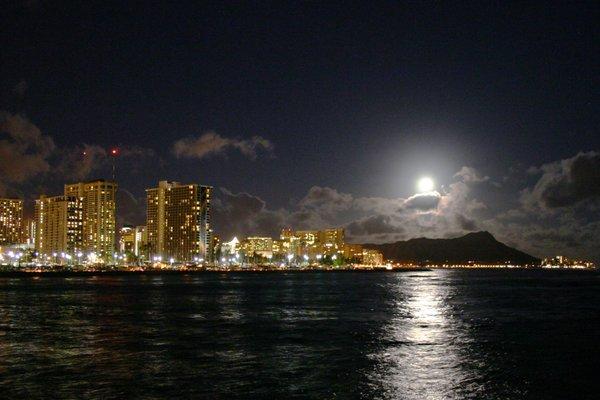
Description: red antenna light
xmin=111 ymin=148 xmax=118 ymax=156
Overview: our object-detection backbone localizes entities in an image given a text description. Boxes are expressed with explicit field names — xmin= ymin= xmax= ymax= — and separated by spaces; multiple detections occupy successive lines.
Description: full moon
xmin=417 ymin=177 xmax=435 ymax=193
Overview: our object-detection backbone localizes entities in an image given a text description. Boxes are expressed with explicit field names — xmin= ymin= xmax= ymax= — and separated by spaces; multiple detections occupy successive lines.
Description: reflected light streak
xmin=368 ymin=272 xmax=486 ymax=399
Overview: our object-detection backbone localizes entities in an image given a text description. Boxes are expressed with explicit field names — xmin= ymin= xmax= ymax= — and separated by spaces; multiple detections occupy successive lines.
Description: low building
xmin=119 ymin=226 xmax=136 ymax=254
xmin=220 ymin=237 xmax=240 ymax=257
xmin=343 ymin=244 xmax=363 ymax=262
xmin=362 ymin=249 xmax=384 ymax=265
xmin=134 ymin=225 xmax=148 ymax=258
xmin=241 ymin=237 xmax=273 ymax=259
xmin=542 ymin=255 xmax=594 ymax=269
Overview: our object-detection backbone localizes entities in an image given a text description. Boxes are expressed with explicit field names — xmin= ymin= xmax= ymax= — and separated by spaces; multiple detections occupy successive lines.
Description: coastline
xmin=0 ymin=266 xmax=596 ymax=277
xmin=0 ymin=267 xmax=431 ymax=276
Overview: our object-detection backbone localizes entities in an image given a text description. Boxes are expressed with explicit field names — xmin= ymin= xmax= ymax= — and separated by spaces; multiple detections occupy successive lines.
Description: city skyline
xmin=1 ymin=2 xmax=599 ymax=263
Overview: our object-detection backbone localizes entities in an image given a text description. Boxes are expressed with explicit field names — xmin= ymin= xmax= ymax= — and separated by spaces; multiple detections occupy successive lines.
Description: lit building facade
xmin=220 ymin=237 xmax=240 ymax=258
xmin=362 ymin=249 xmax=384 ymax=265
xmin=34 ymin=195 xmax=83 ymax=255
xmin=321 ymin=228 xmax=345 ymax=255
xmin=241 ymin=237 xmax=273 ymax=258
xmin=343 ymin=243 xmax=363 ymax=261
xmin=0 ymin=198 xmax=23 ymax=245
xmin=64 ymin=180 xmax=117 ymax=260
xmin=119 ymin=226 xmax=136 ymax=254
xmin=135 ymin=225 xmax=148 ymax=258
xmin=146 ymin=181 xmax=212 ymax=262
xmin=119 ymin=225 xmax=147 ymax=258
xmin=274 ymin=227 xmax=347 ymax=258
xmin=24 ymin=218 xmax=36 ymax=246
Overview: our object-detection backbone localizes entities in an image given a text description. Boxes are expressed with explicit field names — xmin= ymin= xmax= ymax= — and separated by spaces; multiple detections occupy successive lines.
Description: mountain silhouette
xmin=363 ymin=231 xmax=539 ymax=265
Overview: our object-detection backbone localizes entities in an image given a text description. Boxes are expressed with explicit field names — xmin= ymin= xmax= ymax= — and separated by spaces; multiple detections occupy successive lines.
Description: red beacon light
xmin=110 ymin=148 xmax=118 ymax=156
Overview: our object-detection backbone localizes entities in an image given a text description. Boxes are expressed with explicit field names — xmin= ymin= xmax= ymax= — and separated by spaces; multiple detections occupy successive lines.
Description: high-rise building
xmin=321 ymin=228 xmax=345 ymax=255
xmin=146 ymin=181 xmax=212 ymax=262
xmin=64 ymin=180 xmax=117 ymax=260
xmin=0 ymin=198 xmax=23 ymax=245
xmin=294 ymin=230 xmax=320 ymax=257
xmin=34 ymin=195 xmax=83 ymax=255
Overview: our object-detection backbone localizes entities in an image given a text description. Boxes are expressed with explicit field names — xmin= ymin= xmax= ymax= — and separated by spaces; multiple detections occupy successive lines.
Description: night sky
xmin=1 ymin=2 xmax=599 ymax=261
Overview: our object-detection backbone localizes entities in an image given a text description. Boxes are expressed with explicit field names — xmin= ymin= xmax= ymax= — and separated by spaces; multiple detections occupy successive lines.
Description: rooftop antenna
xmin=110 ymin=148 xmax=118 ymax=181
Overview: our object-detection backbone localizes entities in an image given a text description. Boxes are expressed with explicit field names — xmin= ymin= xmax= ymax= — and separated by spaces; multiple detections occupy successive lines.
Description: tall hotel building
xmin=34 ymin=195 xmax=83 ymax=254
xmin=146 ymin=181 xmax=212 ymax=262
xmin=0 ymin=198 xmax=24 ymax=245
xmin=64 ymin=180 xmax=117 ymax=260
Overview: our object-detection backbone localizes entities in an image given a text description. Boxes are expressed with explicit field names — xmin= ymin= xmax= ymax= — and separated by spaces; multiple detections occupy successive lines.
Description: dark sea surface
xmin=0 ymin=270 xmax=599 ymax=399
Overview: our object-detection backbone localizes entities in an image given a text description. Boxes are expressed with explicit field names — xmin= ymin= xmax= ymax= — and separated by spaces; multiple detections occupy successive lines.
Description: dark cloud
xmin=0 ymin=112 xmax=158 ymax=199
xmin=211 ymin=188 xmax=285 ymax=239
xmin=56 ymin=144 xmax=157 ymax=182
xmin=403 ymin=192 xmax=441 ymax=211
xmin=455 ymin=213 xmax=478 ymax=231
xmin=346 ymin=214 xmax=404 ymax=236
xmin=298 ymin=186 xmax=353 ymax=215
xmin=525 ymin=231 xmax=580 ymax=249
xmin=57 ymin=144 xmax=107 ymax=181
xmin=117 ymin=189 xmax=145 ymax=227
xmin=172 ymin=131 xmax=273 ymax=160
xmin=0 ymin=112 xmax=55 ymax=194
xmin=526 ymin=152 xmax=600 ymax=209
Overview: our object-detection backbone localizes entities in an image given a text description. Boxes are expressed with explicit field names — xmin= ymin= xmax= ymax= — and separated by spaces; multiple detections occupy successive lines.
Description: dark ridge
xmin=363 ymin=231 xmax=539 ymax=265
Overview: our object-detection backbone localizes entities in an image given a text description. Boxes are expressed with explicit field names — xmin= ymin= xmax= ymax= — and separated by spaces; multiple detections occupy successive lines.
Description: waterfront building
xmin=241 ymin=237 xmax=273 ymax=259
xmin=343 ymin=243 xmax=363 ymax=261
xmin=276 ymin=227 xmax=347 ymax=259
xmin=64 ymin=180 xmax=117 ymax=261
xmin=0 ymin=198 xmax=23 ymax=245
xmin=24 ymin=218 xmax=36 ymax=246
xmin=220 ymin=237 xmax=240 ymax=258
xmin=362 ymin=249 xmax=384 ymax=265
xmin=34 ymin=195 xmax=83 ymax=255
xmin=134 ymin=225 xmax=148 ymax=258
xmin=119 ymin=225 xmax=136 ymax=254
xmin=280 ymin=227 xmax=293 ymax=241
xmin=271 ymin=239 xmax=286 ymax=257
xmin=211 ymin=234 xmax=221 ymax=262
xmin=321 ymin=228 xmax=345 ymax=255
xmin=146 ymin=181 xmax=212 ymax=262
xmin=541 ymin=255 xmax=595 ymax=269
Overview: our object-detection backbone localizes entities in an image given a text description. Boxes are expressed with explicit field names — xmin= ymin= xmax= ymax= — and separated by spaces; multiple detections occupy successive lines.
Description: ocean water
xmin=0 ymin=270 xmax=598 ymax=399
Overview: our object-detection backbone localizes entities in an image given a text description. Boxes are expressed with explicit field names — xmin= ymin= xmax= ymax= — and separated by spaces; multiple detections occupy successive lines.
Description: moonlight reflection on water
xmin=0 ymin=270 xmax=598 ymax=399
